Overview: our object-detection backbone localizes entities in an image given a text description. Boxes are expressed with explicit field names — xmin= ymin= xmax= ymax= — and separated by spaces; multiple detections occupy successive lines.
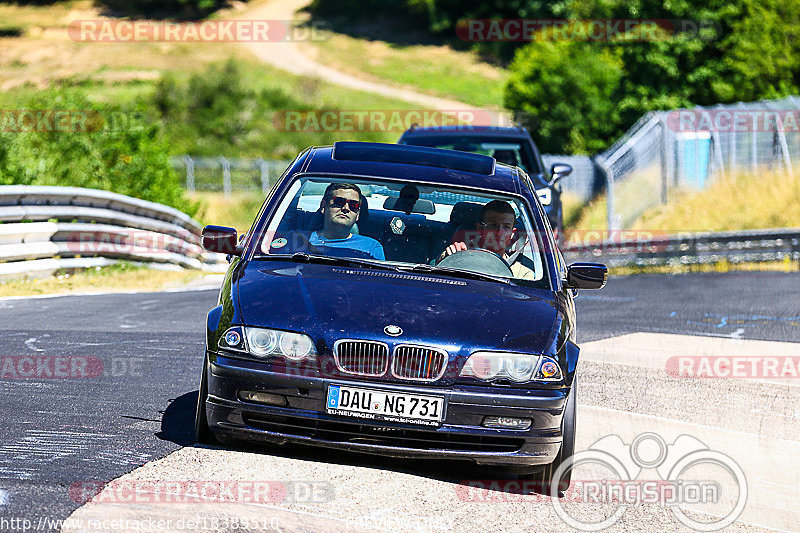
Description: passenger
xmin=308 ymin=183 xmax=385 ymax=260
xmin=436 ymin=200 xmax=536 ymax=278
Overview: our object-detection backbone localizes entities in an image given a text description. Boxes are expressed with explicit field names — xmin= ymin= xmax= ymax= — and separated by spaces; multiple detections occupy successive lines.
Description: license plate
xmin=326 ymin=384 xmax=445 ymax=427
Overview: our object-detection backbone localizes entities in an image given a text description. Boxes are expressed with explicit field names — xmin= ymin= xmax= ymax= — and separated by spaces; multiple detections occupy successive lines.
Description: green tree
xmin=505 ymin=0 xmax=800 ymax=153
xmin=716 ymin=0 xmax=800 ymax=101
xmin=504 ymin=39 xmax=624 ymax=154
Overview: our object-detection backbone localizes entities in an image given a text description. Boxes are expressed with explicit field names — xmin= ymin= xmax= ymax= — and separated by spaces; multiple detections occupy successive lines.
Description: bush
xmin=152 ymin=59 xmax=392 ymax=159
xmin=94 ymin=0 xmax=240 ymax=20
xmin=0 ymin=90 xmax=197 ymax=216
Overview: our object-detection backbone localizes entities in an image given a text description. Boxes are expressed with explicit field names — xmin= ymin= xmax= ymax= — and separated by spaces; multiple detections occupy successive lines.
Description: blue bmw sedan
xmin=196 ymin=142 xmax=606 ymax=493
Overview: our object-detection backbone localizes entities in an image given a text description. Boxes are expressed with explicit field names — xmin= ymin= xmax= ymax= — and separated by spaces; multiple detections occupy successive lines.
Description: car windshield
xmin=253 ymin=176 xmax=550 ymax=288
xmin=401 ymin=135 xmax=545 ymax=179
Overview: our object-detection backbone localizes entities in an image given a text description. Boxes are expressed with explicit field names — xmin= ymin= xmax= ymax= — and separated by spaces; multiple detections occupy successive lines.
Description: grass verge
xmin=564 ymin=193 xmax=607 ymax=232
xmin=298 ymin=18 xmax=508 ymax=108
xmin=191 ymin=191 xmax=266 ymax=234
xmin=568 ymin=170 xmax=800 ymax=234
xmin=0 ymin=262 xmax=215 ymax=298
xmin=632 ymin=170 xmax=800 ymax=232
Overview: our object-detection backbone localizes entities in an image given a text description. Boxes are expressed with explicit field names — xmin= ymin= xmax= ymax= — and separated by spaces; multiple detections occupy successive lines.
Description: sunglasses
xmin=329 ymin=196 xmax=361 ymax=211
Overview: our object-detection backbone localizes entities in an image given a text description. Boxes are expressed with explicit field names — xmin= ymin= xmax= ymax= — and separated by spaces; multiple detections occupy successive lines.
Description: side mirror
xmin=549 ymin=163 xmax=573 ymax=186
xmin=565 ymin=262 xmax=607 ymax=290
xmin=202 ymin=225 xmax=240 ymax=255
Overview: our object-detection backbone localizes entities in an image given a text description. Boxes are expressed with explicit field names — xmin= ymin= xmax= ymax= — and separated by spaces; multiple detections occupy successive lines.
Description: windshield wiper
xmin=258 ymin=254 xmax=511 ymax=283
xmin=404 ymin=263 xmax=512 ymax=285
xmin=260 ymin=253 xmax=403 ymax=272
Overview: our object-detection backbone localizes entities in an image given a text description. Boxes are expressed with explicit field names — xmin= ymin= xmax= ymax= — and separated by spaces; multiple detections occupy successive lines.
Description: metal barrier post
xmin=710 ymin=130 xmax=726 ymax=178
xmin=775 ymin=117 xmax=794 ymax=178
xmin=659 ymin=117 xmax=668 ymax=204
xmin=257 ymin=158 xmax=269 ymax=194
xmin=221 ymin=157 xmax=231 ymax=197
xmin=597 ymin=158 xmax=618 ymax=234
xmin=183 ymin=156 xmax=195 ymax=193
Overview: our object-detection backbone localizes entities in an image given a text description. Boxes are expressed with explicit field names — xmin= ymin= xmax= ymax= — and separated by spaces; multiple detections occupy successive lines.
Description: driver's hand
xmin=436 ymin=241 xmax=468 ymax=263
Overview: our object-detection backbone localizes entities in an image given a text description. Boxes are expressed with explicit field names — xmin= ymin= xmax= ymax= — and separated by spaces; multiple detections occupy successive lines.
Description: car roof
xmin=400 ymin=125 xmax=529 ymax=138
xmin=302 ymin=143 xmax=522 ymax=195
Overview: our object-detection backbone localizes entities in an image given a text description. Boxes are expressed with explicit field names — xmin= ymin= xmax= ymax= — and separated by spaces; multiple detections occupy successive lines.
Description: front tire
xmin=194 ymin=355 xmax=217 ymax=444
xmin=524 ymin=374 xmax=578 ymax=493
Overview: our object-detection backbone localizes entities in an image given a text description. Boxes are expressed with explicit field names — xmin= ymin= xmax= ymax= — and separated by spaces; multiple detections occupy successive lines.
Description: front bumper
xmin=206 ymin=353 xmax=568 ymax=467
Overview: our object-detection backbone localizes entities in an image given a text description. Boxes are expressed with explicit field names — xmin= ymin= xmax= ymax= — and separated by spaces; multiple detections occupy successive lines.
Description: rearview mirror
xmin=549 ymin=163 xmax=573 ymax=186
xmin=202 ymin=225 xmax=240 ymax=255
xmin=565 ymin=262 xmax=607 ymax=290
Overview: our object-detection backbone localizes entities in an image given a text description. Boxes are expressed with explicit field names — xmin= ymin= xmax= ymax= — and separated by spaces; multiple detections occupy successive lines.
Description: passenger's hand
xmin=436 ymin=242 xmax=468 ymax=263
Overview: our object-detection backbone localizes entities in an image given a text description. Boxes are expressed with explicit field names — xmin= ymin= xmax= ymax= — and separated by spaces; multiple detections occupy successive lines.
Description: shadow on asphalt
xmin=156 ymin=391 xmax=198 ymax=447
xmin=156 ymin=391 xmax=548 ymax=496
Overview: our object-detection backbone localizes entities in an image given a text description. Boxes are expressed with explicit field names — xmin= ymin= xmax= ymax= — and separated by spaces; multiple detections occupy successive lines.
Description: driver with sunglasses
xmin=307 ymin=183 xmax=385 ymax=260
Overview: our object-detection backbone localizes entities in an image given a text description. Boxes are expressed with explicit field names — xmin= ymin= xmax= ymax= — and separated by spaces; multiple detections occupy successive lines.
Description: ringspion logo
xmin=458 ymin=433 xmax=747 ymax=531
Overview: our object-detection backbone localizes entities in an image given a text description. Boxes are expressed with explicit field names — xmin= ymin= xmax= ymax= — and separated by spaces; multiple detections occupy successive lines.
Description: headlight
xmin=460 ymin=351 xmax=542 ymax=383
xmin=278 ymin=331 xmax=314 ymax=361
xmin=247 ymin=328 xmax=278 ymax=357
xmin=461 ymin=352 xmax=505 ymax=380
xmin=218 ymin=326 xmax=316 ymax=362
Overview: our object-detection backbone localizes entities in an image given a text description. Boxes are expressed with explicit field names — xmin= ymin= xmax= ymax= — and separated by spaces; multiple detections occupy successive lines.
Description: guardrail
xmin=562 ymin=228 xmax=800 ymax=268
xmin=0 ymin=186 xmax=228 ymax=279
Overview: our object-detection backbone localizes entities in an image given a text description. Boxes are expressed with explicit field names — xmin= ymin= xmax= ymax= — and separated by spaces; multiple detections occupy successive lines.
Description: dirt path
xmin=237 ymin=0 xmax=488 ymax=113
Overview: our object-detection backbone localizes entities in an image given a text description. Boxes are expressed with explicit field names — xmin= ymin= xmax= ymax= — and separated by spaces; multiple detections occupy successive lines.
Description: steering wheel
xmin=436 ymin=248 xmax=513 ymax=277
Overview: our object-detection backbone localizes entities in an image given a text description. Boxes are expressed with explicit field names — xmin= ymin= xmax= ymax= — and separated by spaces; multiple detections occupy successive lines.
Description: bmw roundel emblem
xmin=384 ymin=325 xmax=403 ymax=336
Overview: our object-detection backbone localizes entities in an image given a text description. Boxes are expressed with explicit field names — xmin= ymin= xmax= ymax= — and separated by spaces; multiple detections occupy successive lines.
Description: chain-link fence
xmin=542 ymin=154 xmax=599 ymax=201
xmin=170 ymin=157 xmax=291 ymax=195
xmin=598 ymin=96 xmax=800 ymax=230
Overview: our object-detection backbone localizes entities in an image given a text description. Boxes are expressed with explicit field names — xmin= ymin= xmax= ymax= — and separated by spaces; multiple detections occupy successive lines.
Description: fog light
xmin=482 ymin=416 xmax=532 ymax=430
xmin=238 ymin=390 xmax=287 ymax=406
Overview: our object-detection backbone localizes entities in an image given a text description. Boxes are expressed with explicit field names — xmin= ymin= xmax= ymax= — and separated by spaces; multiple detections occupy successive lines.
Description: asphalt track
xmin=0 ymin=271 xmax=798 ymax=532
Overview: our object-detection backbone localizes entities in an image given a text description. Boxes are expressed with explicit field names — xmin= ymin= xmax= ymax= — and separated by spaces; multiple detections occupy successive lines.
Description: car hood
xmin=236 ymin=261 xmax=562 ymax=355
